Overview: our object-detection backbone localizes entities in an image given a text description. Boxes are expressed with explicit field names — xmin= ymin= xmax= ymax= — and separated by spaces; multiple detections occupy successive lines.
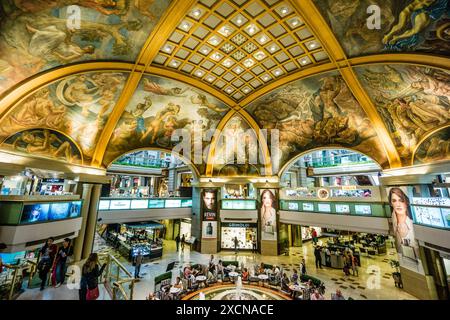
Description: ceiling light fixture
xmin=280 ymin=7 xmax=289 ymax=15
xmin=235 ymin=67 xmax=243 ymax=74
xmin=192 ymin=9 xmax=201 ymax=17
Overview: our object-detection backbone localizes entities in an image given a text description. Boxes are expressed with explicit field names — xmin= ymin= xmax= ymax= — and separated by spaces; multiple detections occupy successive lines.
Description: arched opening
xmin=279 ymin=147 xmax=382 ymax=189
xmin=105 ymin=148 xmax=199 ymax=198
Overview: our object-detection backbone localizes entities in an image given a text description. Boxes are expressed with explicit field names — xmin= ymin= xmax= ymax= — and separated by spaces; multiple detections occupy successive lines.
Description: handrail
xmin=97 ymin=253 xmax=135 ymax=300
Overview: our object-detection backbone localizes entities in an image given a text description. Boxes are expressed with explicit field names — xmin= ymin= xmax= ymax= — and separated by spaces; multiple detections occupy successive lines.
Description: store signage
xmin=223 ymin=223 xmax=253 ymax=228
xmin=204 ymin=211 xmax=216 ymax=220
xmin=165 ymin=199 xmax=181 ymax=208
xmin=288 ymin=202 xmax=299 ymax=211
xmin=355 ymin=205 xmax=371 ymax=215
xmin=42 ymin=178 xmax=64 ymax=183
xmin=335 ymin=204 xmax=350 ymax=214
xmin=98 ymin=200 xmax=110 ymax=210
xmin=148 ymin=199 xmax=165 ymax=208
xmin=412 ymin=197 xmax=450 ymax=207
xmin=130 ymin=199 xmax=148 ymax=209
xmin=318 ymin=203 xmax=331 ymax=212
xmin=302 ymin=203 xmax=314 ymax=211
xmin=341 ymin=185 xmax=357 ymax=190
xmin=317 ymin=188 xmax=330 ymax=200
xmin=413 ymin=206 xmax=445 ymax=228
xmin=110 ymin=200 xmax=131 ymax=210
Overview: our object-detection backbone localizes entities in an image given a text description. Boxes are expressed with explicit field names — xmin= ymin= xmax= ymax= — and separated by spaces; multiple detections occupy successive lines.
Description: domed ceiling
xmin=0 ymin=0 xmax=448 ymax=176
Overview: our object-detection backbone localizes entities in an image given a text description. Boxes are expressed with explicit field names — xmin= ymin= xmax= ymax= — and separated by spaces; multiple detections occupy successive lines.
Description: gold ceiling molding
xmin=91 ymin=0 xmax=198 ymax=168
xmin=289 ymin=0 xmax=401 ymax=169
xmin=0 ymin=62 xmax=135 ymax=121
xmin=144 ymin=66 xmax=237 ymax=107
xmin=277 ymin=145 xmax=383 ymax=177
xmin=411 ymin=124 xmax=450 ymax=166
xmin=151 ymin=0 xmax=329 ymax=102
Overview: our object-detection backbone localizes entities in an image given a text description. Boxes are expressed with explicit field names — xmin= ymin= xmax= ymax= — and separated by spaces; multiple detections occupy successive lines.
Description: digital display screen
xmin=288 ymin=202 xmax=299 ymax=211
xmin=335 ymin=204 xmax=350 ymax=214
xmin=302 ymin=203 xmax=314 ymax=211
xmin=165 ymin=199 xmax=181 ymax=208
xmin=355 ymin=205 xmax=372 ymax=215
xmin=110 ymin=200 xmax=131 ymax=210
xmin=130 ymin=200 xmax=148 ymax=209
xmin=69 ymin=201 xmax=82 ymax=217
xmin=21 ymin=203 xmax=50 ymax=223
xmin=148 ymin=200 xmax=165 ymax=208
xmin=221 ymin=200 xmax=256 ymax=210
xmin=413 ymin=206 xmax=445 ymax=228
xmin=98 ymin=200 xmax=110 ymax=210
xmin=181 ymin=199 xmax=192 ymax=207
xmin=318 ymin=203 xmax=331 ymax=212
xmin=0 ymin=251 xmax=26 ymax=264
xmin=49 ymin=202 xmax=70 ymax=220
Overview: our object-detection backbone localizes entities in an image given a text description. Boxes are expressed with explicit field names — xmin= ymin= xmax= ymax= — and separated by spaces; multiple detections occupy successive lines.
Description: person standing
xmin=301 ymin=258 xmax=307 ymax=275
xmin=181 ymin=234 xmax=185 ymax=251
xmin=79 ymin=253 xmax=106 ymax=300
xmin=54 ymin=238 xmax=73 ymax=287
xmin=38 ymin=237 xmax=57 ymax=291
xmin=134 ymin=250 xmax=143 ymax=279
xmin=251 ymin=233 xmax=257 ymax=253
xmin=311 ymin=228 xmax=318 ymax=245
xmin=233 ymin=236 xmax=240 ymax=254
xmin=351 ymin=254 xmax=359 ymax=277
xmin=175 ymin=234 xmax=180 ymax=252
xmin=314 ymin=246 xmax=322 ymax=269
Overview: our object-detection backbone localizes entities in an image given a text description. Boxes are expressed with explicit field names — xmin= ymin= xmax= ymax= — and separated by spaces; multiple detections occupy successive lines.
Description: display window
xmin=221 ymin=223 xmax=257 ymax=250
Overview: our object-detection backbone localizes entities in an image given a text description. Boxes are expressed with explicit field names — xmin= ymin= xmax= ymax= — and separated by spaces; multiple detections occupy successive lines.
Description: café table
xmin=229 ymin=271 xmax=239 ymax=282
xmin=258 ymin=274 xmax=269 ymax=287
xmin=196 ymin=275 xmax=207 ymax=288
xmin=170 ymin=287 xmax=181 ymax=294
xmin=289 ymin=284 xmax=305 ymax=299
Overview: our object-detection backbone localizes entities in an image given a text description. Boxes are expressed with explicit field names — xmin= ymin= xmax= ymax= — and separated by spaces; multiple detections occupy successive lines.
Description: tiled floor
xmin=17 ymin=234 xmax=416 ymax=300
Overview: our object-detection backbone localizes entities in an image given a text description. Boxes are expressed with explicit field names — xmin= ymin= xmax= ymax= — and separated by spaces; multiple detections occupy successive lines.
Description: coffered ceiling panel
xmin=151 ymin=0 xmax=329 ymax=102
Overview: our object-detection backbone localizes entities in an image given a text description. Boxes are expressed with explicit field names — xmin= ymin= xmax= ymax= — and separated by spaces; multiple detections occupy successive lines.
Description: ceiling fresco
xmin=0 ymin=71 xmax=128 ymax=164
xmin=414 ymin=126 xmax=450 ymax=165
xmin=0 ymin=0 xmax=172 ymax=95
xmin=355 ymin=64 xmax=450 ymax=164
xmin=102 ymin=74 xmax=230 ymax=172
xmin=210 ymin=114 xmax=264 ymax=176
xmin=313 ymin=0 xmax=450 ymax=57
xmin=245 ymin=70 xmax=389 ymax=171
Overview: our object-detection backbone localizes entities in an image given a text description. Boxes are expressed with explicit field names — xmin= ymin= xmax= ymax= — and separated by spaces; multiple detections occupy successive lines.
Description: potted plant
xmin=390 ymin=260 xmax=403 ymax=288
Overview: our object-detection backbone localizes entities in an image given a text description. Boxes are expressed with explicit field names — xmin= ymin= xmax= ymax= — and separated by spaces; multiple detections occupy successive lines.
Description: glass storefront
xmin=180 ymin=220 xmax=191 ymax=239
xmin=221 ymin=223 xmax=257 ymax=250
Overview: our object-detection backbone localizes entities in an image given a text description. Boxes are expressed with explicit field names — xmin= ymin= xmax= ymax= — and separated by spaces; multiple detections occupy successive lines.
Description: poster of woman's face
xmin=388 ymin=187 xmax=419 ymax=264
xmin=260 ymin=189 xmax=277 ymax=241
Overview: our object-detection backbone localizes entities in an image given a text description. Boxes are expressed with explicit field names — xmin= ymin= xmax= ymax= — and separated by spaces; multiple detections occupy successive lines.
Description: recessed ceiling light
xmin=280 ymin=7 xmax=289 ymax=15
xmin=164 ymin=46 xmax=172 ymax=52
xmin=211 ymin=52 xmax=223 ymax=61
xmin=263 ymin=76 xmax=270 ymax=81
xmin=292 ymin=20 xmax=299 ymax=26
xmin=274 ymin=70 xmax=281 ymax=76
xmin=243 ymin=58 xmax=255 ymax=68
xmin=196 ymin=70 xmax=204 ymax=77
xmin=171 ymin=61 xmax=179 ymax=66
xmin=243 ymin=88 xmax=250 ymax=93
xmin=192 ymin=9 xmax=201 ymax=17
xmin=226 ymin=88 xmax=233 ymax=93
xmin=309 ymin=43 xmax=316 ymax=49
xmin=259 ymin=35 xmax=268 ymax=43
xmin=202 ymin=48 xmax=209 ymax=54
xmin=301 ymin=59 xmax=308 ymax=64
xmin=207 ymin=76 xmax=214 ymax=82
xmin=235 ymin=67 xmax=242 ymax=74
xmin=236 ymin=15 xmax=244 ymax=25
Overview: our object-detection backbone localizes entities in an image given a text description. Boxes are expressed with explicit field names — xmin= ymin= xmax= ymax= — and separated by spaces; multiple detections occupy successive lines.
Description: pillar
xmin=72 ymin=183 xmax=93 ymax=262
xmin=291 ymin=225 xmax=302 ymax=247
xmin=82 ymin=184 xmax=102 ymax=259
xmin=191 ymin=187 xmax=202 ymax=252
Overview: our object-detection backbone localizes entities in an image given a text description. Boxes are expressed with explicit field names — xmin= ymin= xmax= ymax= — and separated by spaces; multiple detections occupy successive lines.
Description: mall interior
xmin=0 ymin=0 xmax=449 ymax=302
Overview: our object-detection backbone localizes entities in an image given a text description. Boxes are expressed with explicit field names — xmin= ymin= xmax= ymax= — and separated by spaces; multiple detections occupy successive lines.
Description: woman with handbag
xmin=79 ymin=253 xmax=106 ymax=300
xmin=38 ymin=237 xmax=57 ymax=291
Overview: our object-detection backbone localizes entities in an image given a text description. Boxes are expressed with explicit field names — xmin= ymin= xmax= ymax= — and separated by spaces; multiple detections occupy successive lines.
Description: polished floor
xmin=17 ymin=234 xmax=416 ymax=300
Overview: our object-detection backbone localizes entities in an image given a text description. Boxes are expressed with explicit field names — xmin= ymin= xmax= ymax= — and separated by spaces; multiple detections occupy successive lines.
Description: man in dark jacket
xmin=38 ymin=237 xmax=57 ymax=291
xmin=175 ymin=234 xmax=180 ymax=252
xmin=55 ymin=238 xmax=73 ymax=287
xmin=314 ymin=246 xmax=322 ymax=269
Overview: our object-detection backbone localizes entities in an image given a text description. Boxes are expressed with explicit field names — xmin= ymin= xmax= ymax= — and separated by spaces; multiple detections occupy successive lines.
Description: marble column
xmin=82 ymin=184 xmax=102 ymax=259
xmin=72 ymin=183 xmax=93 ymax=262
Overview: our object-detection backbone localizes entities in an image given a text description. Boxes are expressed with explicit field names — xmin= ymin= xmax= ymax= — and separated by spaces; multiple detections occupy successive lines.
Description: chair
xmin=359 ymin=247 xmax=367 ymax=256
xmin=249 ymin=276 xmax=260 ymax=285
xmin=368 ymin=249 xmax=376 ymax=257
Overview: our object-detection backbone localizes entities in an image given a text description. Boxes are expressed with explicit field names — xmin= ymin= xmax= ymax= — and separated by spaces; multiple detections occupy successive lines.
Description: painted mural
xmin=314 ymin=0 xmax=450 ymax=57
xmin=246 ymin=71 xmax=388 ymax=171
xmin=103 ymin=75 xmax=230 ymax=171
xmin=1 ymin=128 xmax=83 ymax=164
xmin=414 ymin=127 xmax=450 ymax=164
xmin=0 ymin=71 xmax=127 ymax=164
xmin=0 ymin=0 xmax=171 ymax=94
xmin=210 ymin=115 xmax=264 ymax=176
xmin=356 ymin=65 xmax=450 ymax=163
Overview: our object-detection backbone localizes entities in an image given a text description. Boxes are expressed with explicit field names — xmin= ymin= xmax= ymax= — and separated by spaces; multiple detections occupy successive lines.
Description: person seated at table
xmin=146 ymin=292 xmax=158 ymax=300
xmin=208 ymin=256 xmax=215 ymax=274
xmin=168 ymin=276 xmax=183 ymax=300
xmin=311 ymin=289 xmax=325 ymax=300
xmin=290 ymin=269 xmax=299 ymax=284
xmin=258 ymin=262 xmax=265 ymax=274
xmin=281 ymin=273 xmax=290 ymax=293
xmin=216 ymin=260 xmax=224 ymax=280
xmin=272 ymin=265 xmax=280 ymax=275
xmin=241 ymin=268 xmax=249 ymax=281
xmin=304 ymin=279 xmax=315 ymax=292
xmin=331 ymin=289 xmax=345 ymax=300
xmin=183 ymin=266 xmax=192 ymax=279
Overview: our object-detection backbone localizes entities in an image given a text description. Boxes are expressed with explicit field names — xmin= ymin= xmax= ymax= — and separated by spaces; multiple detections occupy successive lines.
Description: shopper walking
xmin=37 ymin=237 xmax=57 ymax=291
xmin=351 ymin=255 xmax=359 ymax=277
xmin=314 ymin=246 xmax=322 ymax=269
xmin=79 ymin=253 xmax=106 ymax=300
xmin=54 ymin=238 xmax=73 ymax=287
xmin=181 ymin=234 xmax=185 ymax=251
xmin=134 ymin=250 xmax=143 ymax=279
xmin=233 ymin=236 xmax=240 ymax=254
xmin=175 ymin=234 xmax=180 ymax=252
xmin=301 ymin=258 xmax=307 ymax=275
xmin=311 ymin=228 xmax=318 ymax=245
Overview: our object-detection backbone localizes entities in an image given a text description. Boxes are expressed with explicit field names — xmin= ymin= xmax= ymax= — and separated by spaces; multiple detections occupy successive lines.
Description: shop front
xmin=220 ymin=222 xmax=257 ymax=250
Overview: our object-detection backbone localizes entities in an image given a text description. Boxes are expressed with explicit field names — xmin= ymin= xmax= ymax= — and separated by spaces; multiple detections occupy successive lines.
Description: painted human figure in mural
xmin=388 ymin=187 xmax=419 ymax=261
xmin=140 ymin=103 xmax=180 ymax=144
xmin=143 ymin=78 xmax=189 ymax=96
xmin=261 ymin=189 xmax=277 ymax=241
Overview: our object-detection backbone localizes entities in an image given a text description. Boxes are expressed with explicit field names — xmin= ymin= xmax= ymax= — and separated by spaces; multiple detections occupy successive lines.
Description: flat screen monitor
xmin=69 ymin=201 xmax=82 ymax=218
xmin=21 ymin=203 xmax=50 ymax=224
xmin=49 ymin=202 xmax=70 ymax=220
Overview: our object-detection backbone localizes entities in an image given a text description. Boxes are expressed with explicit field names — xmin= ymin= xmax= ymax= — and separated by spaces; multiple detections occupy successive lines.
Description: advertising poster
xmin=69 ymin=201 xmax=82 ymax=217
xmin=260 ymin=189 xmax=278 ymax=241
xmin=21 ymin=203 xmax=50 ymax=223
xmin=49 ymin=202 xmax=70 ymax=220
xmin=387 ymin=186 xmax=422 ymax=272
xmin=202 ymin=189 xmax=217 ymax=220
xmin=202 ymin=221 xmax=217 ymax=239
